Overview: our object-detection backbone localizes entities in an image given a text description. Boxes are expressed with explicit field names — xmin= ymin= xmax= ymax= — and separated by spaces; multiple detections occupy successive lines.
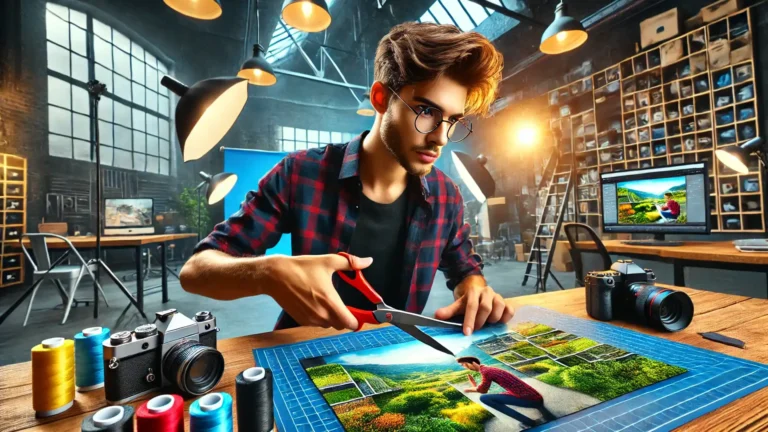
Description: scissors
xmin=335 ymin=252 xmax=462 ymax=357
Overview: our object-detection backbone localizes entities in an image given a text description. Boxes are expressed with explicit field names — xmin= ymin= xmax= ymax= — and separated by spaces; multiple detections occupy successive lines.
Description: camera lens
xmin=630 ymin=284 xmax=694 ymax=331
xmin=163 ymin=340 xmax=224 ymax=396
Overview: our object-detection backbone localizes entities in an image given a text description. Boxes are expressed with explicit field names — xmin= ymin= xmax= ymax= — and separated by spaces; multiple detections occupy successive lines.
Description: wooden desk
xmin=2 ymin=285 xmax=766 ymax=431
xmin=1 ymin=234 xmax=198 ymax=326
xmin=572 ymin=240 xmax=768 ymax=295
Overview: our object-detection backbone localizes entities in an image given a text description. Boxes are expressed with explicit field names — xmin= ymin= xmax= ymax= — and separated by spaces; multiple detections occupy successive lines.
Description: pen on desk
xmin=699 ymin=332 xmax=746 ymax=349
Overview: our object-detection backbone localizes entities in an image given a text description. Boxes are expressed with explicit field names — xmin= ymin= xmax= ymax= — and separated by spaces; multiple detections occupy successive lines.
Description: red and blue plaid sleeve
xmin=438 ymin=187 xmax=484 ymax=290
xmin=193 ymin=156 xmax=293 ymax=257
xmin=476 ymin=367 xmax=492 ymax=393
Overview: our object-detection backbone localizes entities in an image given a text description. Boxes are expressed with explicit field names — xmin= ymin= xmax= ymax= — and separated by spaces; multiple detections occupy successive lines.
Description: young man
xmin=660 ymin=192 xmax=680 ymax=220
xmin=457 ymin=356 xmax=555 ymax=427
xmin=180 ymin=22 xmax=513 ymax=335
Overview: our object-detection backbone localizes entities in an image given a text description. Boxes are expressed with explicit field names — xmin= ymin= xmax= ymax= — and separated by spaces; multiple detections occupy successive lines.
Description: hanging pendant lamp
xmin=539 ymin=1 xmax=588 ymax=55
xmin=163 ymin=0 xmax=222 ymax=20
xmin=356 ymin=94 xmax=375 ymax=116
xmin=281 ymin=0 xmax=332 ymax=32
xmin=238 ymin=44 xmax=277 ymax=86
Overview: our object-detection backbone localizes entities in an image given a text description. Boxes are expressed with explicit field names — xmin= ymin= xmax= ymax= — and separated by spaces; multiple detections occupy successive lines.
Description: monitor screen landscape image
xmin=104 ymin=198 xmax=153 ymax=228
xmin=617 ymin=176 xmax=687 ymax=224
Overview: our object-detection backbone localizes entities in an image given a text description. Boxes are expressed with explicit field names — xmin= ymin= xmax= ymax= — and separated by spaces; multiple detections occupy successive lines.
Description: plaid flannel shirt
xmin=194 ymin=133 xmax=484 ymax=329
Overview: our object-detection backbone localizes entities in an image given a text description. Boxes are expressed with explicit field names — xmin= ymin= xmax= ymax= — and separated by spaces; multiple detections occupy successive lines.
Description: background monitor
xmin=104 ymin=198 xmax=155 ymax=235
xmin=600 ymin=162 xmax=710 ymax=238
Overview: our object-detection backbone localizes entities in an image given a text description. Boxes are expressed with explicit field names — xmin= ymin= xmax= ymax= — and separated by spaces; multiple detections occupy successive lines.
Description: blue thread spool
xmin=74 ymin=327 xmax=110 ymax=392
xmin=190 ymin=392 xmax=234 ymax=432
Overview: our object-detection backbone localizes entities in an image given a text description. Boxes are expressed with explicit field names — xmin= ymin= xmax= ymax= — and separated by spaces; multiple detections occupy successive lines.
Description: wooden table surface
xmin=2 ymin=285 xmax=767 ymax=431
xmin=571 ymin=239 xmax=768 ymax=264
xmin=20 ymin=233 xmax=198 ymax=249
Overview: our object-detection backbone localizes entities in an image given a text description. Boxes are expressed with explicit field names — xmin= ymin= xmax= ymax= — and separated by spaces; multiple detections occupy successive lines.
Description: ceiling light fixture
xmin=238 ymin=0 xmax=277 ymax=86
xmin=282 ymin=0 xmax=332 ymax=32
xmin=163 ymin=0 xmax=222 ymax=20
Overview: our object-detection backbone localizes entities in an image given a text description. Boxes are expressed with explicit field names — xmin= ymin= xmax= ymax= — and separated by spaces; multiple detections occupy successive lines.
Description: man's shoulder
xmin=425 ymin=166 xmax=462 ymax=200
xmin=282 ymin=143 xmax=346 ymax=176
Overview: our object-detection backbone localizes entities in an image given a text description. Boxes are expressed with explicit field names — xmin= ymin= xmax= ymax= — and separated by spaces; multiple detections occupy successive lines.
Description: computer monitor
xmin=600 ymin=162 xmax=710 ymax=242
xmin=104 ymin=198 xmax=155 ymax=235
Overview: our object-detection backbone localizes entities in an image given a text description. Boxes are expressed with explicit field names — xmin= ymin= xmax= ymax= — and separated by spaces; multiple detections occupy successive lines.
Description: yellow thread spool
xmin=31 ymin=337 xmax=75 ymax=417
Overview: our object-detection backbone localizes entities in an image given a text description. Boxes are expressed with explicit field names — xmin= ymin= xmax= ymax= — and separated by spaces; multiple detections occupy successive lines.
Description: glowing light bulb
xmin=517 ymin=126 xmax=538 ymax=147
xmin=253 ymin=69 xmax=262 ymax=77
xmin=302 ymin=1 xmax=312 ymax=17
xmin=556 ymin=31 xmax=568 ymax=42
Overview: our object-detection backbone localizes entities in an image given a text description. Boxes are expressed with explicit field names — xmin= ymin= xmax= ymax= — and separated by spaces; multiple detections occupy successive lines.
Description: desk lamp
xmin=715 ymin=137 xmax=765 ymax=174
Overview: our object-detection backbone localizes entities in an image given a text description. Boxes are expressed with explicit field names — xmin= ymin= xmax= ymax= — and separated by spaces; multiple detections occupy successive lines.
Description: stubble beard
xmin=381 ymin=111 xmax=432 ymax=177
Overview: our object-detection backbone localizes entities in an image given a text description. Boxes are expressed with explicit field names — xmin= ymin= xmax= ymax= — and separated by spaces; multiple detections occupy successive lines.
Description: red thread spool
xmin=136 ymin=394 xmax=185 ymax=432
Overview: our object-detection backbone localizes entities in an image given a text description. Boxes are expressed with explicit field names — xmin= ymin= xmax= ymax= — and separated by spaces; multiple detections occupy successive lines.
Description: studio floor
xmin=0 ymin=254 xmax=765 ymax=366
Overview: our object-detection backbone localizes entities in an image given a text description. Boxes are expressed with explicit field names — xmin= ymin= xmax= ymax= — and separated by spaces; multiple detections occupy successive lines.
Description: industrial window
xmin=45 ymin=2 xmax=172 ymax=176
xmin=418 ymin=0 xmax=500 ymax=30
xmin=278 ymin=126 xmax=355 ymax=152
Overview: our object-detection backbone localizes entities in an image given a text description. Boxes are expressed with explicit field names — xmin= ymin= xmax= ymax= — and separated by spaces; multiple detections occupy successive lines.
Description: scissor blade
xmin=377 ymin=309 xmax=462 ymax=329
xmin=397 ymin=324 xmax=455 ymax=357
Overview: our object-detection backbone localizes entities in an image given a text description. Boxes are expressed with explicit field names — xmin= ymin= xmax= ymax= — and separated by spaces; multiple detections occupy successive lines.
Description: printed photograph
xmin=301 ymin=322 xmax=687 ymax=431
xmin=617 ymin=176 xmax=687 ymax=224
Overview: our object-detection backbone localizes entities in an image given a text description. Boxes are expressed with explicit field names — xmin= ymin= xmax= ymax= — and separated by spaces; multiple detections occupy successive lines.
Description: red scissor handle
xmin=336 ymin=252 xmax=383 ymax=304
xmin=347 ymin=307 xmax=380 ymax=331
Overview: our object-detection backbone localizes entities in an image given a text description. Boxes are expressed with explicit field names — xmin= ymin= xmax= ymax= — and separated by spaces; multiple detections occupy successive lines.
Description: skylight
xmin=418 ymin=0 xmax=501 ymax=31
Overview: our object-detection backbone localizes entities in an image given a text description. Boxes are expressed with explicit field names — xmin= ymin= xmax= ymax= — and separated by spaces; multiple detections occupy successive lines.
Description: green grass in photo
xmin=324 ymin=387 xmax=363 ymax=405
xmin=307 ymin=364 xmax=352 ymax=388
xmin=546 ymin=338 xmax=599 ymax=356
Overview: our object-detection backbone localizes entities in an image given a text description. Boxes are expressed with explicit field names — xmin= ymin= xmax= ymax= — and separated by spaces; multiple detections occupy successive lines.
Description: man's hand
xmin=464 ymin=387 xmax=478 ymax=393
xmin=267 ymin=254 xmax=372 ymax=331
xmin=434 ymin=276 xmax=514 ymax=336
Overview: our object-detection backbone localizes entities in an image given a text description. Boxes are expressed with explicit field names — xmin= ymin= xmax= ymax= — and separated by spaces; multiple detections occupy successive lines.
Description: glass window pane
xmin=295 ymin=141 xmax=306 ymax=150
xmin=73 ymin=139 xmax=91 ymax=161
xmin=113 ymin=48 xmax=131 ymax=78
xmin=283 ymin=127 xmax=294 ymax=140
xmin=101 ymin=144 xmax=113 ymax=166
xmin=159 ymin=96 xmax=169 ymax=116
xmin=114 ymin=74 xmax=131 ymax=101
xmin=132 ymin=109 xmax=145 ymax=131
xmin=113 ymin=30 xmax=130 ymax=52
xmin=147 ymin=136 xmax=159 ymax=156
xmin=133 ymin=131 xmax=146 ymax=153
xmin=114 ymin=149 xmax=132 ymax=169
xmin=307 ymin=130 xmax=318 ymax=143
xmin=146 ymin=114 xmax=158 ymax=136
xmin=114 ymin=125 xmax=131 ymax=150
xmin=462 ymin=0 xmax=490 ymax=25
xmin=132 ymin=59 xmax=145 ymax=84
xmin=146 ymin=90 xmax=158 ymax=112
xmin=94 ymin=37 xmax=112 ymax=69
xmin=48 ymin=106 xmax=72 ymax=136
xmin=420 ymin=11 xmax=435 ymax=23
xmin=69 ymin=9 xmax=86 ymax=28
xmin=47 ymin=76 xmax=71 ymax=109
xmin=157 ymin=62 xmax=167 ymax=74
xmin=49 ymin=134 xmax=72 ymax=158
xmin=114 ymin=101 xmax=131 ymax=127
xmin=95 ymin=64 xmax=112 ymax=90
xmin=70 ymin=24 xmax=86 ymax=55
xmin=47 ymin=42 xmax=69 ymax=75
xmin=295 ymin=128 xmax=306 ymax=141
xmin=157 ymin=74 xmax=166 ymax=96
xmin=98 ymin=121 xmax=113 ymax=145
xmin=159 ymin=159 xmax=169 ymax=175
xmin=46 ymin=10 xmax=69 ymax=48
xmin=441 ymin=0 xmax=474 ymax=31
xmin=133 ymin=152 xmax=146 ymax=171
xmin=46 ymin=3 xmax=69 ymax=20
xmin=73 ymin=113 xmax=90 ymax=140
xmin=93 ymin=19 xmax=111 ymax=42
xmin=319 ymin=131 xmax=330 ymax=144
xmin=131 ymin=41 xmax=144 ymax=59
xmin=132 ymin=83 xmax=145 ymax=107
xmin=99 ymin=96 xmax=113 ymax=121
xmin=282 ymin=140 xmax=294 ymax=151
xmin=159 ymin=119 xmax=169 ymax=140
xmin=342 ymin=133 xmax=353 ymax=142
xmin=72 ymin=85 xmax=89 ymax=114
xmin=71 ymin=53 xmax=88 ymax=82
xmin=159 ymin=139 xmax=169 ymax=158
xmin=331 ymin=132 xmax=342 ymax=142
xmin=145 ymin=51 xmax=157 ymax=68
xmin=146 ymin=67 xmax=158 ymax=91
xmin=429 ymin=3 xmax=453 ymax=25
xmin=146 ymin=156 xmax=159 ymax=173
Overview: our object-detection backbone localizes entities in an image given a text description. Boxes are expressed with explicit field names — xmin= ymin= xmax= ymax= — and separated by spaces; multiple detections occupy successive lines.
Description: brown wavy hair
xmin=374 ymin=22 xmax=504 ymax=118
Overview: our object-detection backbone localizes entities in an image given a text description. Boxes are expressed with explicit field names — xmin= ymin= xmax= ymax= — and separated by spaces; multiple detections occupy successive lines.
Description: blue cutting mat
xmin=254 ymin=306 xmax=768 ymax=431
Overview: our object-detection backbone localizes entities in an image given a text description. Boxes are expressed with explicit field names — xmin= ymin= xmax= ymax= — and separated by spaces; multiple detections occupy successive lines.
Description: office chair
xmin=562 ymin=223 xmax=613 ymax=286
xmin=20 ymin=233 xmax=109 ymax=326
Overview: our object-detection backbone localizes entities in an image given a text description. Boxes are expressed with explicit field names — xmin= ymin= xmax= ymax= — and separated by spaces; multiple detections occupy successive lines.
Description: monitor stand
xmin=621 ymin=234 xmax=684 ymax=247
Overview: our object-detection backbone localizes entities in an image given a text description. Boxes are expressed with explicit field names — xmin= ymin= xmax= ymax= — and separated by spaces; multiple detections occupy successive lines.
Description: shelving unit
xmin=0 ymin=154 xmax=26 ymax=288
xmin=544 ymin=6 xmax=762 ymax=233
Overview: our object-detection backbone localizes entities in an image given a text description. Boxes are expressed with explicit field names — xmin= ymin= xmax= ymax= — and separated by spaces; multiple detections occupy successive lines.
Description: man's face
xmin=380 ymin=75 xmax=468 ymax=177
xmin=459 ymin=362 xmax=479 ymax=371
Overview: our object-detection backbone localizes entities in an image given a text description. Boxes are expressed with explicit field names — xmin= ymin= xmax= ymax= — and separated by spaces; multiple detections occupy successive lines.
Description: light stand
xmin=87 ymin=80 xmax=147 ymax=321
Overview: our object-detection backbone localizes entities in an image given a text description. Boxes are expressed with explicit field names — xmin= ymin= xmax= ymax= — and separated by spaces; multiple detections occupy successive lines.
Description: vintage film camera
xmin=584 ymin=260 xmax=693 ymax=332
xmin=103 ymin=309 xmax=222 ymax=403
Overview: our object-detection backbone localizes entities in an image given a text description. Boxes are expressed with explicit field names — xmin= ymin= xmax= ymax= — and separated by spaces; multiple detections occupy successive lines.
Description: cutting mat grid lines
xmin=254 ymin=306 xmax=768 ymax=432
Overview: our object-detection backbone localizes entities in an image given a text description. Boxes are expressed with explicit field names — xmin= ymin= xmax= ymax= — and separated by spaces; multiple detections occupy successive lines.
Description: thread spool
xmin=235 ymin=367 xmax=274 ymax=432
xmin=75 ymin=326 xmax=110 ymax=391
xmin=81 ymin=405 xmax=135 ymax=432
xmin=136 ymin=394 xmax=184 ymax=432
xmin=190 ymin=392 xmax=233 ymax=432
xmin=31 ymin=337 xmax=75 ymax=417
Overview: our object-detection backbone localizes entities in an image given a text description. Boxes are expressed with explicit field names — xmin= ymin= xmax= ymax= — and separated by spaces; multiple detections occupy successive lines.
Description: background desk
xmin=572 ymin=240 xmax=768 ymax=294
xmin=20 ymin=233 xmax=197 ymax=312
xmin=1 ymin=285 xmax=766 ymax=431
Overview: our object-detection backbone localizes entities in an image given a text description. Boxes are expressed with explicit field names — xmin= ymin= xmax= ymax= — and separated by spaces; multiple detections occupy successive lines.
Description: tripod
xmin=87 ymin=80 xmax=147 ymax=321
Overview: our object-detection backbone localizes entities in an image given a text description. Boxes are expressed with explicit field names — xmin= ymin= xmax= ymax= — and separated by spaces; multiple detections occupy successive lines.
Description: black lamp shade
xmin=163 ymin=0 xmax=222 ymax=20
xmin=203 ymin=172 xmax=238 ymax=205
xmin=282 ymin=0 xmax=332 ymax=32
xmin=540 ymin=1 xmax=588 ymax=55
xmin=451 ymin=151 xmax=495 ymax=202
xmin=715 ymin=137 xmax=764 ymax=175
xmin=161 ymin=76 xmax=248 ymax=162
xmin=238 ymin=44 xmax=277 ymax=86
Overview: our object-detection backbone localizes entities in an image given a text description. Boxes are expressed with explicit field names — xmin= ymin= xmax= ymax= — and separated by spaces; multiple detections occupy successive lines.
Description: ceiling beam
xmin=467 ymin=0 xmax=546 ymax=27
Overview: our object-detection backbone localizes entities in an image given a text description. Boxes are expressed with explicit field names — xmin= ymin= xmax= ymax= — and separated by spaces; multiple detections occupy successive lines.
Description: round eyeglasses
xmin=389 ymin=88 xmax=473 ymax=142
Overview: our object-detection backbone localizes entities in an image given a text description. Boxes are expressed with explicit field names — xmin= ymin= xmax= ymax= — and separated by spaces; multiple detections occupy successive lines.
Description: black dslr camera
xmin=584 ymin=260 xmax=694 ymax=332
xmin=103 ymin=309 xmax=223 ymax=404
